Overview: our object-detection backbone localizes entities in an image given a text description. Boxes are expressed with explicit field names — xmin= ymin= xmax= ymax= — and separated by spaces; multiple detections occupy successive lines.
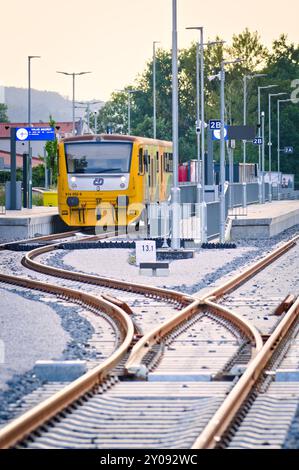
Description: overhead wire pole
xmin=28 ymin=55 xmax=41 ymax=209
xmin=153 ymin=41 xmax=160 ymax=139
xmin=186 ymin=33 xmax=224 ymax=242
xmin=243 ymin=73 xmax=266 ymax=209
xmin=76 ymin=100 xmax=102 ymax=133
xmin=219 ymin=61 xmax=226 ymax=243
xmin=261 ymin=111 xmax=265 ymax=203
xmin=128 ymin=91 xmax=131 ymax=135
xmin=170 ymin=0 xmax=181 ymax=250
xmin=186 ymin=26 xmax=203 ymax=242
xmin=199 ymin=27 xmax=207 ymax=243
xmin=268 ymin=92 xmax=286 ymax=202
xmin=220 ymin=59 xmax=242 ymax=243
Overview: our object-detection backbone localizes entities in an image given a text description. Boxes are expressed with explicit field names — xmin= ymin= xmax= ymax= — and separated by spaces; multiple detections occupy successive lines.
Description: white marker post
xmin=135 ymin=240 xmax=157 ymax=266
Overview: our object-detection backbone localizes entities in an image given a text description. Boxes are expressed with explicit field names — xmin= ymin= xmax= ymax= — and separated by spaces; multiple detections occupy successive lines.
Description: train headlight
xmin=120 ymin=176 xmax=126 ymax=188
xmin=71 ymin=176 xmax=77 ymax=182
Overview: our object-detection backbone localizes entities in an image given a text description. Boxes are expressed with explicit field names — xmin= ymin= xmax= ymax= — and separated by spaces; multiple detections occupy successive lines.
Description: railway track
xmin=0 ymin=232 xmax=298 ymax=448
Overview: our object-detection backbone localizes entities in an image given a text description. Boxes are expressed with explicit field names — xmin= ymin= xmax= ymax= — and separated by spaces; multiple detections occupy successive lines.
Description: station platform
xmin=231 ymin=200 xmax=299 ymax=239
xmin=0 ymin=207 xmax=68 ymax=242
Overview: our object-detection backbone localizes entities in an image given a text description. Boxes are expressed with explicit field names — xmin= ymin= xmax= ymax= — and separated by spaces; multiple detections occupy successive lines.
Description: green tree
xmin=45 ymin=116 xmax=58 ymax=186
xmin=96 ymin=30 xmax=299 ymax=186
xmin=0 ymin=103 xmax=8 ymax=122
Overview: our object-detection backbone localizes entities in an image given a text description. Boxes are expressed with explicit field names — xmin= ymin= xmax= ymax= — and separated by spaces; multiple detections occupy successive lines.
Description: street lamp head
xmin=208 ymin=73 xmax=221 ymax=81
xmin=247 ymin=73 xmax=267 ymax=79
xmin=223 ymin=58 xmax=244 ymax=66
xmin=205 ymin=40 xmax=226 ymax=46
xmin=186 ymin=26 xmax=203 ymax=31
xmin=270 ymin=92 xmax=287 ymax=98
xmin=57 ymin=71 xmax=72 ymax=76
xmin=56 ymin=71 xmax=92 ymax=76
xmin=259 ymin=84 xmax=278 ymax=90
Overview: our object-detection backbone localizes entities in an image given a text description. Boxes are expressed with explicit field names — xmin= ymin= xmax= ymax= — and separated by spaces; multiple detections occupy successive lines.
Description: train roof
xmin=62 ymin=133 xmax=172 ymax=146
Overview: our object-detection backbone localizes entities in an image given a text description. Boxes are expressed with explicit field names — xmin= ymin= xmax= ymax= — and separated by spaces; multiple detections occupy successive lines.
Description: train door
xmin=160 ymin=149 xmax=165 ymax=200
xmin=155 ymin=150 xmax=160 ymax=201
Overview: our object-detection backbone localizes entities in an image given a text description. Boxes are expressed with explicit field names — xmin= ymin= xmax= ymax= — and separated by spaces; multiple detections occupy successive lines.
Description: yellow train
xmin=58 ymin=134 xmax=173 ymax=228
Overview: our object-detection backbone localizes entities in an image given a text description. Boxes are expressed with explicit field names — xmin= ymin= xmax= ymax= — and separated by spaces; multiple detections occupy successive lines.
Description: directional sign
xmin=15 ymin=127 xmax=55 ymax=142
xmin=212 ymin=126 xmax=228 ymax=141
xmin=209 ymin=119 xmax=221 ymax=130
xmin=253 ymin=137 xmax=263 ymax=145
xmin=284 ymin=146 xmax=294 ymax=154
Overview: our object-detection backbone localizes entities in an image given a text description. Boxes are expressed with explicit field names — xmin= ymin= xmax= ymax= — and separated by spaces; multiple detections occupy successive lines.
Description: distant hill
xmin=3 ymin=87 xmax=104 ymax=122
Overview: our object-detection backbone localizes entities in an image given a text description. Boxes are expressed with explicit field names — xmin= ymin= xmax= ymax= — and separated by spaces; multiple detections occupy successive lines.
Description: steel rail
xmin=204 ymin=300 xmax=263 ymax=357
xmin=125 ymin=297 xmax=263 ymax=375
xmin=0 ymin=272 xmax=135 ymax=449
xmin=0 ymin=229 xmax=79 ymax=250
xmin=22 ymin=245 xmax=193 ymax=305
xmin=192 ymin=296 xmax=299 ymax=449
xmin=0 ymin=229 xmax=117 ymax=250
xmin=200 ymin=235 xmax=298 ymax=301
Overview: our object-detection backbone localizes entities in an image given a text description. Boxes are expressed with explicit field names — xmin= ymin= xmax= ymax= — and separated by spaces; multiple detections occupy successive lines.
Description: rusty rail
xmin=0 ymin=272 xmax=134 ymax=449
xmin=125 ymin=298 xmax=264 ymax=376
xmin=22 ymin=245 xmax=193 ymax=305
xmin=201 ymin=236 xmax=298 ymax=301
xmin=192 ymin=296 xmax=299 ymax=449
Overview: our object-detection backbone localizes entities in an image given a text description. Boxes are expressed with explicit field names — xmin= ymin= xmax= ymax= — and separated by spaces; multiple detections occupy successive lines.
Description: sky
xmin=1 ymin=0 xmax=298 ymax=103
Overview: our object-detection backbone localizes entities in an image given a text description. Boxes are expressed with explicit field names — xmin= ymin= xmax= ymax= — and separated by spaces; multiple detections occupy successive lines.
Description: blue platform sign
xmin=15 ymin=127 xmax=55 ymax=142
xmin=284 ymin=146 xmax=294 ymax=154
xmin=212 ymin=126 xmax=228 ymax=141
xmin=253 ymin=137 xmax=263 ymax=145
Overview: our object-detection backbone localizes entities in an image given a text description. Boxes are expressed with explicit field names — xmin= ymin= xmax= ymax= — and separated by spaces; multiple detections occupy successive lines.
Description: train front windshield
xmin=65 ymin=142 xmax=132 ymax=174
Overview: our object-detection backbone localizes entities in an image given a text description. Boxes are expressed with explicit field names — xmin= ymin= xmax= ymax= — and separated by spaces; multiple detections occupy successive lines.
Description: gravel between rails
xmin=1 ymin=224 xmax=298 ymax=445
xmin=47 ymin=224 xmax=299 ymax=297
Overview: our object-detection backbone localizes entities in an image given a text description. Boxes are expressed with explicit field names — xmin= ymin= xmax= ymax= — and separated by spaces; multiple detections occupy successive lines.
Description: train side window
xmin=144 ymin=150 xmax=148 ymax=172
xmin=168 ymin=153 xmax=173 ymax=172
xmin=148 ymin=155 xmax=151 ymax=187
xmin=163 ymin=152 xmax=167 ymax=172
xmin=156 ymin=151 xmax=159 ymax=173
xmin=138 ymin=148 xmax=144 ymax=175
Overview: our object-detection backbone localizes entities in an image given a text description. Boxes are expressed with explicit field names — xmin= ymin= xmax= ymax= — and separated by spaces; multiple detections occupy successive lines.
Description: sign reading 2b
xmin=135 ymin=240 xmax=156 ymax=266
xmin=209 ymin=119 xmax=221 ymax=130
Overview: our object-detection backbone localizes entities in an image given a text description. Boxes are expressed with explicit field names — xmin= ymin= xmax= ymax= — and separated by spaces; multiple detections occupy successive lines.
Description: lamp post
xmin=116 ymin=89 xmax=139 ymax=135
xmin=242 ymin=73 xmax=266 ymax=208
xmin=185 ymin=32 xmax=224 ymax=242
xmin=153 ymin=41 xmax=160 ymax=139
xmin=268 ymin=92 xmax=286 ymax=202
xmin=57 ymin=71 xmax=91 ymax=136
xmin=257 ymin=84 xmax=277 ymax=203
xmin=171 ymin=0 xmax=181 ymax=250
xmin=219 ymin=58 xmax=242 ymax=243
xmin=277 ymin=98 xmax=294 ymax=200
xmin=28 ymin=55 xmax=41 ymax=209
